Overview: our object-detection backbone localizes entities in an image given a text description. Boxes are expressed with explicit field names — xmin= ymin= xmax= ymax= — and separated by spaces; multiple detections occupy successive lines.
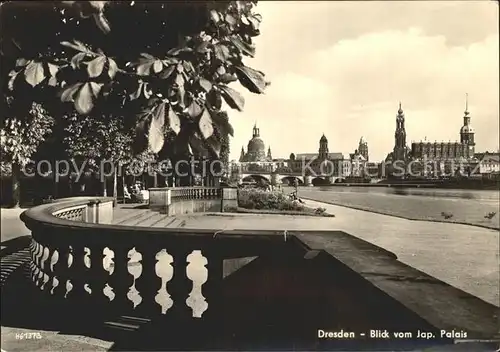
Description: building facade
xmin=385 ymin=97 xmax=479 ymax=178
xmin=288 ymin=134 xmax=344 ymax=177
xmin=411 ymin=96 xmax=475 ymax=160
xmin=474 ymin=152 xmax=500 ymax=175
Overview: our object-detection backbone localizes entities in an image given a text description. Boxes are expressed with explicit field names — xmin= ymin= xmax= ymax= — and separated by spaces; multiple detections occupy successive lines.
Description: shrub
xmin=238 ymin=188 xmax=304 ymax=211
xmin=314 ymin=207 xmax=326 ymax=215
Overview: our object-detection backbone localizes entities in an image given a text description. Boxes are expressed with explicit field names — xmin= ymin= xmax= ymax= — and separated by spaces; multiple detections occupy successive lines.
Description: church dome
xmin=247 ymin=137 xmax=265 ymax=154
xmin=320 ymin=134 xmax=328 ymax=142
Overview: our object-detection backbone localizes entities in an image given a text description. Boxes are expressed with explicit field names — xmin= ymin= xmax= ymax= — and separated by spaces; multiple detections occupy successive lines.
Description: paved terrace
xmin=112 ymin=200 xmax=499 ymax=308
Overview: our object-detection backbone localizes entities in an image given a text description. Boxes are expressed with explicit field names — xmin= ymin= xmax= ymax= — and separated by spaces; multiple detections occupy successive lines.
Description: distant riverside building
xmin=411 ymin=95 xmax=475 ymax=160
xmin=358 ymin=136 xmax=369 ymax=161
xmin=288 ymin=134 xmax=344 ymax=177
xmin=231 ymin=124 xmax=284 ymax=179
xmin=384 ymin=103 xmax=411 ymax=178
xmin=348 ymin=137 xmax=370 ymax=178
xmin=385 ymin=96 xmax=480 ymax=178
xmin=474 ymin=152 xmax=500 ymax=175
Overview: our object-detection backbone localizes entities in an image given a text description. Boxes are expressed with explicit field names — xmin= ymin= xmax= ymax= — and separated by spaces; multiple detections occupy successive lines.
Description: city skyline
xmin=226 ymin=1 xmax=499 ymax=162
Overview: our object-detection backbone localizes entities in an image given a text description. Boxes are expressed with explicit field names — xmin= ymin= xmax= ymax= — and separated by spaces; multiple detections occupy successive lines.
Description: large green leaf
xmin=71 ymin=52 xmax=88 ymax=69
xmin=234 ymin=65 xmax=267 ymax=94
xmin=159 ymin=65 xmax=176 ymax=79
xmin=199 ymin=78 xmax=212 ymax=92
xmin=187 ymin=100 xmax=203 ymax=118
xmin=87 ymin=56 xmax=106 ymax=78
xmin=229 ymin=35 xmax=255 ymax=57
xmin=148 ymin=102 xmax=166 ymax=153
xmin=153 ymin=60 xmax=163 ymax=73
xmin=206 ymin=89 xmax=222 ymax=110
xmin=107 ymin=58 xmax=118 ymax=79
xmin=205 ymin=135 xmax=221 ymax=158
xmin=167 ymin=105 xmax=181 ymax=134
xmin=219 ymin=85 xmax=244 ymax=111
xmin=61 ymin=83 xmax=84 ymax=102
xmin=74 ymin=82 xmax=103 ymax=114
xmin=199 ymin=109 xmax=214 ymax=140
xmin=137 ymin=57 xmax=155 ymax=76
xmin=24 ymin=61 xmax=45 ymax=87
xmin=213 ymin=44 xmax=230 ymax=62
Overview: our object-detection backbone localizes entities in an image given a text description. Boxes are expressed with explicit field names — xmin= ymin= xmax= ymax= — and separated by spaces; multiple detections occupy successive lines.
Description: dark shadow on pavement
xmin=1 ymin=235 xmax=32 ymax=257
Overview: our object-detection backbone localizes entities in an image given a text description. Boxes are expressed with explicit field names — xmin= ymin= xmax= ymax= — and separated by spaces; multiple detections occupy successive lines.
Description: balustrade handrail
xmin=21 ymin=197 xmax=282 ymax=239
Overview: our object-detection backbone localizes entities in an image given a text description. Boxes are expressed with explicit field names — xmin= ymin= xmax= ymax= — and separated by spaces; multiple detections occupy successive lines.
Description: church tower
xmin=239 ymin=146 xmax=245 ymax=162
xmin=460 ymin=93 xmax=475 ymax=157
xmin=358 ymin=136 xmax=369 ymax=161
xmin=267 ymin=147 xmax=272 ymax=160
xmin=319 ymin=134 xmax=329 ymax=160
xmin=393 ymin=103 xmax=407 ymax=161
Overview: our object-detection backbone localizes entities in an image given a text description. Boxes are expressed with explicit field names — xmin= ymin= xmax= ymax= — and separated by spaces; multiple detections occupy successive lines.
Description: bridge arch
xmin=312 ymin=176 xmax=329 ymax=186
xmin=242 ymin=174 xmax=271 ymax=184
xmin=279 ymin=175 xmax=304 ymax=185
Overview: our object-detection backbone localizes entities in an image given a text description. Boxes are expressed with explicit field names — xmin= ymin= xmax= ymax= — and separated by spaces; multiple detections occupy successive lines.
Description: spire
xmin=239 ymin=146 xmax=245 ymax=162
xmin=464 ymin=93 xmax=469 ymax=116
xmin=398 ymin=102 xmax=403 ymax=114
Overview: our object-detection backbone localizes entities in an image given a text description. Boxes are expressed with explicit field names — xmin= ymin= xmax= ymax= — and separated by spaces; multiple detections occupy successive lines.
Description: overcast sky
xmin=227 ymin=1 xmax=499 ymax=162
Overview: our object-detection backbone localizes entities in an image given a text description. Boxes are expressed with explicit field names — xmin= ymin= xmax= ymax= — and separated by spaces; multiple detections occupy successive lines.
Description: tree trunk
xmin=122 ymin=173 xmax=126 ymax=204
xmin=11 ymin=162 xmax=21 ymax=208
xmin=102 ymin=176 xmax=107 ymax=197
xmin=112 ymin=168 xmax=118 ymax=207
xmin=52 ymin=160 xmax=58 ymax=200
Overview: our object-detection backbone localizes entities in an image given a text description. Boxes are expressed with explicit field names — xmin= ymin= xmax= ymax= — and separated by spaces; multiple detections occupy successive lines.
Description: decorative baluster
xmin=135 ymin=245 xmax=163 ymax=316
xmin=202 ymin=252 xmax=224 ymax=321
xmin=67 ymin=245 xmax=89 ymax=302
xmin=168 ymin=247 xmax=193 ymax=319
xmin=88 ymin=244 xmax=110 ymax=307
xmin=50 ymin=242 xmax=71 ymax=297
xmin=39 ymin=246 xmax=52 ymax=294
xmin=108 ymin=244 xmax=134 ymax=313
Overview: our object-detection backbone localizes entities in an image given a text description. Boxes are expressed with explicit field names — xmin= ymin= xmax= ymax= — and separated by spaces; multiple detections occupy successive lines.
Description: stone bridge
xmin=237 ymin=172 xmax=341 ymax=186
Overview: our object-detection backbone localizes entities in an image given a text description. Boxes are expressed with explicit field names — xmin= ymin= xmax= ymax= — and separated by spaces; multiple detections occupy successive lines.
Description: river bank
xmin=290 ymin=187 xmax=500 ymax=230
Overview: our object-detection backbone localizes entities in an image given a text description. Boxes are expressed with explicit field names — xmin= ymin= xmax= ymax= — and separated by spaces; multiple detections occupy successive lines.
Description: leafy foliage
xmin=2 ymin=0 xmax=268 ymax=161
xmin=0 ymin=96 xmax=54 ymax=169
xmin=238 ymin=188 xmax=304 ymax=211
xmin=61 ymin=111 xmax=156 ymax=174
xmin=212 ymin=110 xmax=231 ymax=167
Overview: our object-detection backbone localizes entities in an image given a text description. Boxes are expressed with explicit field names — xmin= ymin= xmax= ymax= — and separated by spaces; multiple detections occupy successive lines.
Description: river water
xmin=292 ymin=186 xmax=500 ymax=230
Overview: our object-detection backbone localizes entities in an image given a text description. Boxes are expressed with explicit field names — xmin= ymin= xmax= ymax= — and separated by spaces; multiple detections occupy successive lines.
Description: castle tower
xmin=393 ymin=102 xmax=407 ymax=161
xmin=319 ymin=134 xmax=329 ymax=160
xmin=460 ymin=93 xmax=475 ymax=157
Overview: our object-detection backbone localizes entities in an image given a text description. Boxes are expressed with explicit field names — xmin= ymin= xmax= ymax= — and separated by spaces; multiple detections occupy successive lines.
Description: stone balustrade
xmin=18 ymin=196 xmax=498 ymax=343
xmin=149 ymin=187 xmax=237 ymax=215
xmin=20 ymin=197 xmax=294 ymax=320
